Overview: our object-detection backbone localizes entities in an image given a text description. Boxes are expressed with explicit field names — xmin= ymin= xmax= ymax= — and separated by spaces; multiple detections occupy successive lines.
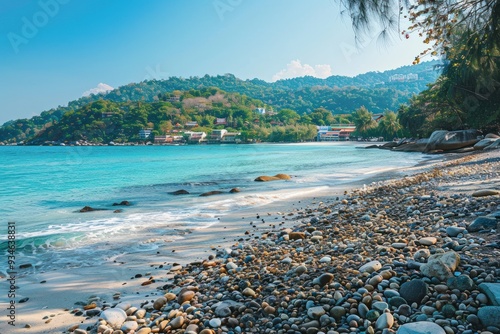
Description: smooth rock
xmin=153 ymin=297 xmax=167 ymax=310
xmin=397 ymin=321 xmax=446 ymax=334
xmin=447 ymin=274 xmax=474 ymax=291
xmin=185 ymin=324 xmax=199 ymax=334
xmin=308 ymin=306 xmax=326 ymax=319
xmin=359 ymin=260 xmax=382 ymax=273
xmin=121 ymin=321 xmax=138 ymax=332
xmin=419 ymin=237 xmax=437 ymax=245
xmin=101 ymin=308 xmax=127 ymax=329
xmin=467 ymin=216 xmax=498 ymax=232
xmin=314 ymin=273 xmax=334 ymax=287
xmin=242 ymin=287 xmax=256 ymax=297
xmin=479 ymin=283 xmax=500 ymax=306
xmin=209 ymin=318 xmax=222 ymax=328
xmin=178 ymin=290 xmax=195 ymax=304
xmin=478 ymin=307 xmax=500 ymax=327
xmin=375 ymin=311 xmax=394 ymax=330
xmin=446 ymin=226 xmax=465 ymax=237
xmin=399 ymin=279 xmax=428 ymax=305
xmin=472 ymin=189 xmax=500 ymax=197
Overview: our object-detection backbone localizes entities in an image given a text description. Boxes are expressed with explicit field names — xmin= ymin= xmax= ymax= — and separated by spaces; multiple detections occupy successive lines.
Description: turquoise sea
xmin=0 ymin=143 xmax=429 ymax=275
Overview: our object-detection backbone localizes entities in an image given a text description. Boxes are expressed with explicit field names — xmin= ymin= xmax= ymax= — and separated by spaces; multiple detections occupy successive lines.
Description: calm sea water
xmin=0 ymin=143 xmax=426 ymax=274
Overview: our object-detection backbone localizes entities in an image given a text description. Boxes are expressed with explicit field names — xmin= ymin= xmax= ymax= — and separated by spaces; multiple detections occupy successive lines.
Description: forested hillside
xmin=0 ymin=61 xmax=441 ymax=143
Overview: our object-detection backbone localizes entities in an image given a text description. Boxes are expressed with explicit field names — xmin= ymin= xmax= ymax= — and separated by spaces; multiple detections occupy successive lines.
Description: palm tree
xmin=352 ymin=106 xmax=376 ymax=137
xmin=378 ymin=110 xmax=402 ymax=140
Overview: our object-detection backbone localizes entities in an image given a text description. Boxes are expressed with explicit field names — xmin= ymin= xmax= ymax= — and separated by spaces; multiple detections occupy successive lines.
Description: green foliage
xmin=352 ymin=106 xmax=376 ymax=137
xmin=377 ymin=110 xmax=402 ymax=140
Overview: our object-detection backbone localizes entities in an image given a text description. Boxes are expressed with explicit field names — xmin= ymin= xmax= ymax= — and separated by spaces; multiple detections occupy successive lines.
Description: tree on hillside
xmin=352 ymin=106 xmax=376 ymax=137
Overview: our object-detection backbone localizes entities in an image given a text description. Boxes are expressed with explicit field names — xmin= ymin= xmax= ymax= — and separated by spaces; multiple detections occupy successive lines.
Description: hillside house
xmin=138 ymin=128 xmax=152 ymax=140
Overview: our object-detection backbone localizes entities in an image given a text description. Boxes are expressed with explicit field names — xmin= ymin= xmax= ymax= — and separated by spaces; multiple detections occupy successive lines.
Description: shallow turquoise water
xmin=0 ymin=143 xmax=425 ymax=273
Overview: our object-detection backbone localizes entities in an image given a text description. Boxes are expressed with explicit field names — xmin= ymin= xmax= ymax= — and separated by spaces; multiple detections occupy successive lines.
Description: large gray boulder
xmin=424 ymin=129 xmax=480 ymax=153
xmin=474 ymin=138 xmax=499 ymax=150
xmin=393 ymin=138 xmax=428 ymax=152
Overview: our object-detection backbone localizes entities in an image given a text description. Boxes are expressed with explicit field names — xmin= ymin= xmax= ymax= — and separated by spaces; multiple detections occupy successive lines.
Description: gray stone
xmin=420 ymin=251 xmax=460 ymax=281
xmin=375 ymin=311 xmax=394 ymax=330
xmin=446 ymin=226 xmax=465 ymax=237
xmin=209 ymin=318 xmax=222 ymax=328
xmin=479 ymin=283 xmax=500 ymax=306
xmin=447 ymin=274 xmax=474 ymax=291
xmin=359 ymin=260 xmax=382 ymax=273
xmin=397 ymin=321 xmax=446 ymax=334
xmin=215 ymin=306 xmax=231 ymax=317
xmin=467 ymin=216 xmax=498 ymax=232
xmin=478 ymin=307 xmax=500 ymax=327
xmin=313 ymin=273 xmax=334 ymax=287
xmin=400 ymin=279 xmax=428 ymax=305
xmin=121 ymin=321 xmax=139 ymax=332
xmin=101 ymin=308 xmax=127 ymax=329
xmin=308 ymin=306 xmax=326 ymax=319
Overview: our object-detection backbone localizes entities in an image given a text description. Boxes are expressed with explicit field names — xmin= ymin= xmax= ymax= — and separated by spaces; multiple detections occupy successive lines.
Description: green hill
xmin=0 ymin=61 xmax=442 ymax=144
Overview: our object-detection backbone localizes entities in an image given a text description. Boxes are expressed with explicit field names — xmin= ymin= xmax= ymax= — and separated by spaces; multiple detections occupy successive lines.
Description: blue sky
xmin=0 ymin=0 xmax=430 ymax=124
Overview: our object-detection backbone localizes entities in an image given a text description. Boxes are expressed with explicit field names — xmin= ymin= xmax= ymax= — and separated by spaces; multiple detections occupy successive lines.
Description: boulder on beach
xmin=420 ymin=251 xmax=460 ymax=281
xmin=424 ymin=129 xmax=480 ymax=153
xmin=392 ymin=139 xmax=428 ymax=152
xmin=200 ymin=191 xmax=224 ymax=197
xmin=484 ymin=138 xmax=500 ymax=150
xmin=255 ymin=173 xmax=291 ymax=182
xmin=474 ymin=138 xmax=498 ymax=150
xmin=112 ymin=200 xmax=131 ymax=206
xmin=169 ymin=189 xmax=190 ymax=195
xmin=229 ymin=188 xmax=240 ymax=193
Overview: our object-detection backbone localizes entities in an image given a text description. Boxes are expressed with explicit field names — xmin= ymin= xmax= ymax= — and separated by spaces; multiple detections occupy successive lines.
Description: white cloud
xmin=271 ymin=60 xmax=332 ymax=82
xmin=82 ymin=83 xmax=114 ymax=97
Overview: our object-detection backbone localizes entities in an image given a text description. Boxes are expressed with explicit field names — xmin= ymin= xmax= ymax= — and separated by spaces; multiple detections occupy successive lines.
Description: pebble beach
xmin=2 ymin=150 xmax=500 ymax=334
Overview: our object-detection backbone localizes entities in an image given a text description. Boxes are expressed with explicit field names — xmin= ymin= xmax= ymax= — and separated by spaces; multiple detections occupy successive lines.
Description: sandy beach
xmin=1 ymin=149 xmax=499 ymax=334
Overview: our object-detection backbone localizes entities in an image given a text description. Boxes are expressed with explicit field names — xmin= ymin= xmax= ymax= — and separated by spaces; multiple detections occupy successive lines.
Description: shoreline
xmin=0 ymin=150 xmax=498 ymax=334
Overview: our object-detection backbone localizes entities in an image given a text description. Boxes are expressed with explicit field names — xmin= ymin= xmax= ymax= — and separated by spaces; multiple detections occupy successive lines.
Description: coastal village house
xmin=185 ymin=131 xmax=207 ymax=144
xmin=138 ymin=128 xmax=152 ymax=140
xmin=316 ymin=124 xmax=356 ymax=141
xmin=208 ymin=129 xmax=241 ymax=144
